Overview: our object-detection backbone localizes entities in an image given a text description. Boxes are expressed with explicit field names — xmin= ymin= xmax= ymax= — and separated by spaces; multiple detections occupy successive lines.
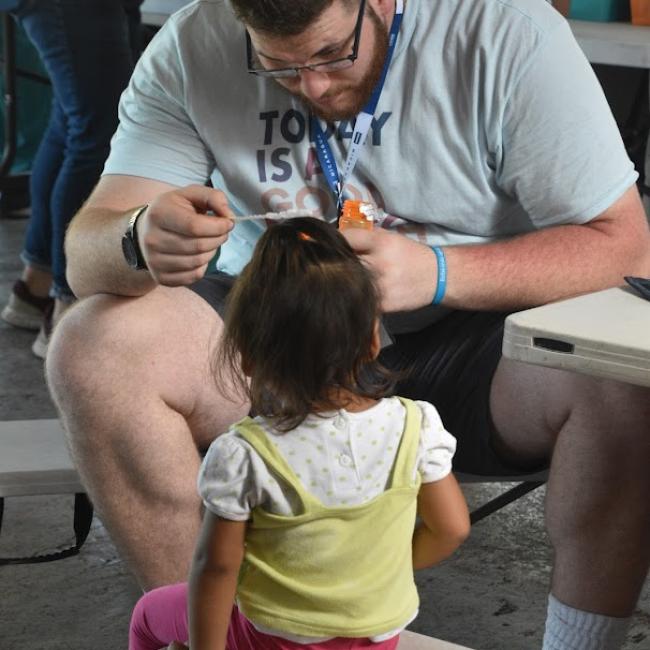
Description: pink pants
xmin=129 ymin=582 xmax=400 ymax=650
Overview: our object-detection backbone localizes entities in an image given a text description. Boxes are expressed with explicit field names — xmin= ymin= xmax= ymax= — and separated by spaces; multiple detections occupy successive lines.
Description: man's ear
xmin=369 ymin=319 xmax=382 ymax=360
xmin=369 ymin=0 xmax=397 ymax=24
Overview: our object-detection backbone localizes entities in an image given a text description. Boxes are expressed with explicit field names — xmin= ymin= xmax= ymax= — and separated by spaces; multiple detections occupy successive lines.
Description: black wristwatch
xmin=121 ymin=204 xmax=149 ymax=270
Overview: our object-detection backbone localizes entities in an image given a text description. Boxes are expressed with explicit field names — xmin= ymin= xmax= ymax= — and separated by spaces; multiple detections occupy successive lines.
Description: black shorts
xmin=190 ymin=274 xmax=529 ymax=476
xmin=190 ymin=272 xmax=236 ymax=318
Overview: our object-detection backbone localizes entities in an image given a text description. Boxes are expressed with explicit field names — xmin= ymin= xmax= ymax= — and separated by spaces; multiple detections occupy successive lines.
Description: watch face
xmin=121 ymin=234 xmax=139 ymax=269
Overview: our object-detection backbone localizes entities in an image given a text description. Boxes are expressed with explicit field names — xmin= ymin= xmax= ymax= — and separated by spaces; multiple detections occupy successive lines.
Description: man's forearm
xmin=343 ymin=187 xmax=650 ymax=314
xmin=443 ymin=189 xmax=650 ymax=311
xmin=65 ymin=205 xmax=157 ymax=298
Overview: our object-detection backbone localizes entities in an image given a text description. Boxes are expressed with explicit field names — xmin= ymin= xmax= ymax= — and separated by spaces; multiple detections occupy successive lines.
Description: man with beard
xmin=47 ymin=0 xmax=650 ymax=648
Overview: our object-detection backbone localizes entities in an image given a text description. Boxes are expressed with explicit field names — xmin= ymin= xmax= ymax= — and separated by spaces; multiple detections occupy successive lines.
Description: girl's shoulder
xmin=206 ymin=423 xmax=251 ymax=452
xmin=201 ymin=428 xmax=250 ymax=474
xmin=411 ymin=399 xmax=445 ymax=429
xmin=201 ymin=421 xmax=272 ymax=477
xmin=383 ymin=395 xmax=445 ymax=428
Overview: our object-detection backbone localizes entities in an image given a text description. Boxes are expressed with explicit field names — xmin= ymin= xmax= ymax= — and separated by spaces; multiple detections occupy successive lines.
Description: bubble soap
xmin=338 ymin=200 xmax=376 ymax=231
xmin=231 ymin=209 xmax=320 ymax=221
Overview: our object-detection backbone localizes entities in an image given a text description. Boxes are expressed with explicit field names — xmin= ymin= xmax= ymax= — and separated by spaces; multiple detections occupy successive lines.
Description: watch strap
xmin=125 ymin=204 xmax=149 ymax=270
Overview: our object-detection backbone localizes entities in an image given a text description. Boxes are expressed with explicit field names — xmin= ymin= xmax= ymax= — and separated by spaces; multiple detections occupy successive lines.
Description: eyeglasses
xmin=246 ymin=0 xmax=366 ymax=79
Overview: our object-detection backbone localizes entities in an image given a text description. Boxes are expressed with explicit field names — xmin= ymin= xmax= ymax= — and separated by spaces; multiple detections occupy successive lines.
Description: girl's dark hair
xmin=217 ymin=217 xmax=395 ymax=431
xmin=230 ymin=0 xmax=355 ymax=36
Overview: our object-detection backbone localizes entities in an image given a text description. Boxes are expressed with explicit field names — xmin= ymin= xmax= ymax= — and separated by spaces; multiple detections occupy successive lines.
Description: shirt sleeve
xmin=414 ymin=400 xmax=457 ymax=484
xmin=497 ymin=20 xmax=637 ymax=227
xmin=197 ymin=432 xmax=258 ymax=521
xmin=103 ymin=17 xmax=214 ymax=186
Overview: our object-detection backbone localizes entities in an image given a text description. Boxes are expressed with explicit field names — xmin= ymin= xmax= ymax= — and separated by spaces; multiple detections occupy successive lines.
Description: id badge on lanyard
xmin=311 ymin=0 xmax=404 ymax=218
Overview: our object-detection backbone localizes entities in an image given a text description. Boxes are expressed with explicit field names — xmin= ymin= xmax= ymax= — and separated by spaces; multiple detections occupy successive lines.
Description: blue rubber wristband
xmin=431 ymin=246 xmax=447 ymax=305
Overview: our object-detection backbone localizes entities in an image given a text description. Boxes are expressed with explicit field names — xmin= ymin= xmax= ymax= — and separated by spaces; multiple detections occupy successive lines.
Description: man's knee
xmin=563 ymin=375 xmax=650 ymax=442
xmin=45 ymin=287 xmax=239 ymax=444
xmin=501 ymin=359 xmax=648 ymax=430
xmin=544 ymin=376 xmax=650 ymax=540
xmin=46 ymin=293 xmax=145 ymax=410
xmin=491 ymin=360 xmax=650 ymax=468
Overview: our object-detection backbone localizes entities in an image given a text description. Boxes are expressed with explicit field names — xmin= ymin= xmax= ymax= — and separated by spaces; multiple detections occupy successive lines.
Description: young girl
xmin=129 ymin=217 xmax=470 ymax=650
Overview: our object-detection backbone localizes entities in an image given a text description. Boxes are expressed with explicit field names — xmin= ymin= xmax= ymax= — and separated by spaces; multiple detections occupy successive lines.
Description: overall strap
xmin=389 ymin=398 xmax=422 ymax=489
xmin=236 ymin=418 xmax=318 ymax=510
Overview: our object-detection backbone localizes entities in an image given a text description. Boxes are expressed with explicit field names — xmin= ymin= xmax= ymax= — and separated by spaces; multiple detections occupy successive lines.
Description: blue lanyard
xmin=311 ymin=0 xmax=404 ymax=214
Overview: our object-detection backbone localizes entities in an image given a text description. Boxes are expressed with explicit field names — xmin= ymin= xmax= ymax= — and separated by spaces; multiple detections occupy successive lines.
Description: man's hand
xmin=138 ymin=185 xmax=235 ymax=286
xmin=341 ymin=227 xmax=438 ymax=312
xmin=343 ymin=186 xmax=650 ymax=312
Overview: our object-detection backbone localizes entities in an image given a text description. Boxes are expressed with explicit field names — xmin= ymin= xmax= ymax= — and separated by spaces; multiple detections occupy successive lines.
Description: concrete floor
xmin=1 ymin=214 xmax=649 ymax=650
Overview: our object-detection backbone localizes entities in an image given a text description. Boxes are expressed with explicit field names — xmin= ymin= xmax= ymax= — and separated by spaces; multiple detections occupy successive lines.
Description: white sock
xmin=542 ymin=594 xmax=630 ymax=650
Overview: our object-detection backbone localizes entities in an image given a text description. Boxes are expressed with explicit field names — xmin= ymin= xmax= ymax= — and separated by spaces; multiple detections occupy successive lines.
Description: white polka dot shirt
xmin=199 ymin=396 xmax=456 ymax=520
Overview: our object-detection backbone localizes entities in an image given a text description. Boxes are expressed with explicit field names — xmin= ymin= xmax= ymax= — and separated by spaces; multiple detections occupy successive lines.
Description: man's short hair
xmin=230 ymin=0 xmax=356 ymax=36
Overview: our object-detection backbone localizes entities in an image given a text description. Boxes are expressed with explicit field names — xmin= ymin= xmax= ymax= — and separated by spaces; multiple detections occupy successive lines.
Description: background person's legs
xmin=490 ymin=359 xmax=650 ymax=619
xmin=19 ymin=98 xmax=62 ymax=292
xmin=7 ymin=0 xmax=142 ymax=354
xmin=46 ymin=286 xmax=249 ymax=589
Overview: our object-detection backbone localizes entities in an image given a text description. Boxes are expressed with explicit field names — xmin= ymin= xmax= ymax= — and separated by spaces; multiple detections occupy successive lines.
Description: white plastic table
xmin=503 ymin=286 xmax=650 ymax=387
xmin=569 ymin=19 xmax=650 ymax=68
xmin=141 ymin=0 xmax=189 ymax=26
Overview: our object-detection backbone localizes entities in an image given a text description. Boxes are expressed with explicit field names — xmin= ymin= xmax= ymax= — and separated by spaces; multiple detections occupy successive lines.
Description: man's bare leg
xmin=490 ymin=358 xmax=650 ymax=616
xmin=46 ymin=286 xmax=248 ymax=589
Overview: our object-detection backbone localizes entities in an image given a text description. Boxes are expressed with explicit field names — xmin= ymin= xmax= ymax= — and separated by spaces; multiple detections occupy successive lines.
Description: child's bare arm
xmin=412 ymin=474 xmax=470 ymax=570
xmin=189 ymin=511 xmax=247 ymax=650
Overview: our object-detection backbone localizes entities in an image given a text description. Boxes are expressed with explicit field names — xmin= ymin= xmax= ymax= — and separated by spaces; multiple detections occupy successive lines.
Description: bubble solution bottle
xmin=338 ymin=200 xmax=376 ymax=231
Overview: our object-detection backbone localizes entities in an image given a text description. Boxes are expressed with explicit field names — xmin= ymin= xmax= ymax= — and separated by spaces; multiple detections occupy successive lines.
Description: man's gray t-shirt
xmin=104 ymin=0 xmax=637 ymax=276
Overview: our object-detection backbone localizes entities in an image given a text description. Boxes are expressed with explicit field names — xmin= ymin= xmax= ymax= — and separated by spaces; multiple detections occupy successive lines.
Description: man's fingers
xmin=156 ymin=208 xmax=234 ymax=239
xmin=176 ymin=185 xmax=236 ymax=219
xmin=147 ymin=186 xmax=236 ymax=239
xmin=149 ymin=250 xmax=218 ymax=273
xmin=340 ymin=227 xmax=377 ymax=254
xmin=155 ymin=266 xmax=211 ymax=287
xmin=145 ymin=229 xmax=227 ymax=256
xmin=138 ymin=185 xmax=235 ymax=285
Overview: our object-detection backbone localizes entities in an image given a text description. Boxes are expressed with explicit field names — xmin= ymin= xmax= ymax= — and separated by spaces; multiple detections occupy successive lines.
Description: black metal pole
xmin=0 ymin=12 xmax=17 ymax=180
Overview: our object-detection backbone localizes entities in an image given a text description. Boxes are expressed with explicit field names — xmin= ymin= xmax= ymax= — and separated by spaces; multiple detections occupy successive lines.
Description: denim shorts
xmin=189 ymin=274 xmax=530 ymax=476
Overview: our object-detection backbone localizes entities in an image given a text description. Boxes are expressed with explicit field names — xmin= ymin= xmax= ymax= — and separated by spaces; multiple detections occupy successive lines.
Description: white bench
xmin=398 ymin=631 xmax=473 ymax=648
xmin=0 ymin=418 xmax=82 ymax=497
xmin=0 ymin=418 xmax=92 ymax=564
